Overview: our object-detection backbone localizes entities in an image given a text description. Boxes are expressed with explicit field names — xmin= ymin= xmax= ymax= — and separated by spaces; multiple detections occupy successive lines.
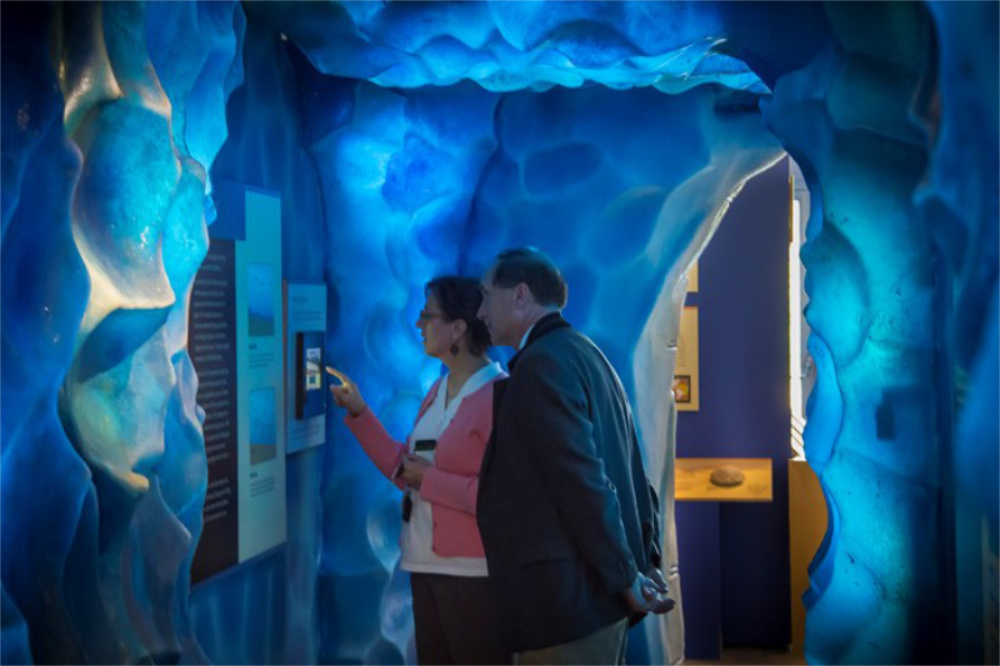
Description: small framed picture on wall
xmin=674 ymin=306 xmax=699 ymax=411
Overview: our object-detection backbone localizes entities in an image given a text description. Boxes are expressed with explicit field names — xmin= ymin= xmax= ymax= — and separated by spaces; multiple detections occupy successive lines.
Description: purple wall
xmin=675 ymin=156 xmax=792 ymax=657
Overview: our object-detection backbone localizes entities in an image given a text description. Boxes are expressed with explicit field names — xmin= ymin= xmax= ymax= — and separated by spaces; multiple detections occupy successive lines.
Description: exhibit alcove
xmin=0 ymin=2 xmax=996 ymax=665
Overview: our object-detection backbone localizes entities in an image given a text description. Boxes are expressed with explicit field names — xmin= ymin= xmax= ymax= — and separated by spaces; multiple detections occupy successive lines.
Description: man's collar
xmin=508 ymin=312 xmax=569 ymax=371
xmin=517 ymin=322 xmax=536 ymax=351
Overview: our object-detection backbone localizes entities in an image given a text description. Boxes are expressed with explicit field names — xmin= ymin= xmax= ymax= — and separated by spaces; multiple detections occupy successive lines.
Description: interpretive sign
xmin=189 ymin=239 xmax=239 ymax=581
xmin=286 ymin=282 xmax=327 ymax=453
xmin=190 ymin=182 xmax=287 ymax=583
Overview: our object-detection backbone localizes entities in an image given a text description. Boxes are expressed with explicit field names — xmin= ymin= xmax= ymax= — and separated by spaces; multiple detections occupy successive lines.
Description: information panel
xmin=238 ymin=188 xmax=286 ymax=563
xmin=190 ymin=182 xmax=286 ymax=583
xmin=189 ymin=239 xmax=239 ymax=581
xmin=286 ymin=283 xmax=327 ymax=454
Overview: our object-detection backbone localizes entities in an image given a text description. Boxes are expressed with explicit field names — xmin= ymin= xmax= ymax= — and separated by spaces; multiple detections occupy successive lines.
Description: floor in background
xmin=686 ymin=647 xmax=806 ymax=665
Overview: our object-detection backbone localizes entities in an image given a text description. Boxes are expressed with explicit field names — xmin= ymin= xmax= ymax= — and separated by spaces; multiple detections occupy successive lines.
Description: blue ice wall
xmin=2 ymin=2 xmax=997 ymax=665
xmin=1 ymin=586 xmax=32 ymax=665
xmin=2 ymin=4 xmax=91 ymax=663
xmin=299 ymin=69 xmax=783 ymax=661
xmin=2 ymin=1 xmax=243 ymax=663
xmin=280 ymin=3 xmax=998 ymax=664
xmin=919 ymin=2 xmax=999 ymax=662
xmin=189 ymin=20 xmax=327 ymax=666
xmin=303 ymin=76 xmax=500 ymax=664
xmin=761 ymin=4 xmax=949 ymax=663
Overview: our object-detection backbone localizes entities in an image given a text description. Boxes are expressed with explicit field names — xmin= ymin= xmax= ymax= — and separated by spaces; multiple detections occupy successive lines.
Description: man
xmin=477 ymin=247 xmax=673 ymax=665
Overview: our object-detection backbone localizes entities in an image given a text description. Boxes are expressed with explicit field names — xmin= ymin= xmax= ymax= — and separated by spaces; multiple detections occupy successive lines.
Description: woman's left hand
xmin=399 ymin=454 xmax=431 ymax=490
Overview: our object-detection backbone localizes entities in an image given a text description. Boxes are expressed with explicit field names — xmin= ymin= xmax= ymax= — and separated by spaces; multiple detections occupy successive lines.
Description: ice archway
xmin=0 ymin=2 xmax=995 ymax=665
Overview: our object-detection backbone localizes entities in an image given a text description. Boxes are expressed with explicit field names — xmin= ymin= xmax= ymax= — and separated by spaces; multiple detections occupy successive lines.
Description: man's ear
xmin=513 ymin=282 xmax=531 ymax=308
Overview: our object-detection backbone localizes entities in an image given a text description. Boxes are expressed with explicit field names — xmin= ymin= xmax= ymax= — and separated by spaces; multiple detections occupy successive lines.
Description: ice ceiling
xmin=249 ymin=1 xmax=770 ymax=94
xmin=1 ymin=2 xmax=996 ymax=666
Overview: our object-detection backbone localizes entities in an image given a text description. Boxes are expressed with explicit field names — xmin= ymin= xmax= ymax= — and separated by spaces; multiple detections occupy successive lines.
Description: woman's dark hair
xmin=489 ymin=247 xmax=568 ymax=308
xmin=425 ymin=276 xmax=492 ymax=356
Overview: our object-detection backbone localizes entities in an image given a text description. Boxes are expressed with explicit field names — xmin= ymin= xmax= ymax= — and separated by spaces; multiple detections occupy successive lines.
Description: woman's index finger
xmin=325 ymin=365 xmax=349 ymax=386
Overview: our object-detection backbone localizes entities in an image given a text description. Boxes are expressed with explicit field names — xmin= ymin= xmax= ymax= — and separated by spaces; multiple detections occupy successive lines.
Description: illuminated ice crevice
xmin=2 ymin=1 xmax=244 ymax=663
xmin=761 ymin=3 xmax=948 ymax=663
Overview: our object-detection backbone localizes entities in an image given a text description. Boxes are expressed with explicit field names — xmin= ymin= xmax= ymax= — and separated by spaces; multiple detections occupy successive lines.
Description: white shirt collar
xmin=518 ymin=322 xmax=537 ymax=351
xmin=413 ymin=362 xmax=504 ymax=445
xmin=435 ymin=361 xmax=504 ymax=412
xmin=459 ymin=361 xmax=504 ymax=397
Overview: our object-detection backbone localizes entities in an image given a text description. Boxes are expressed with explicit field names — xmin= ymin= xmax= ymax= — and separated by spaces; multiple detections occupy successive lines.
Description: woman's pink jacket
xmin=343 ymin=375 xmax=501 ymax=559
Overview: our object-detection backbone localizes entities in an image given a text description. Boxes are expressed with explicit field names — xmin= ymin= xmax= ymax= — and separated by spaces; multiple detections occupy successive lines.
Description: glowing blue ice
xmin=297 ymin=66 xmax=784 ymax=659
xmin=1 ymin=2 xmax=996 ymax=666
xmin=304 ymin=78 xmax=499 ymax=663
xmin=184 ymin=17 xmax=335 ymax=665
xmin=919 ymin=3 xmax=999 ymax=662
xmin=2 ymin=5 xmax=94 ymax=662
xmin=248 ymin=1 xmax=765 ymax=94
xmin=761 ymin=3 xmax=955 ymax=663
xmin=2 ymin=1 xmax=243 ymax=663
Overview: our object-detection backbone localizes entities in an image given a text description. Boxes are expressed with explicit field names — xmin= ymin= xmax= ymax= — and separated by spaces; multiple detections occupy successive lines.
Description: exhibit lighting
xmin=790 ymin=198 xmax=806 ymax=460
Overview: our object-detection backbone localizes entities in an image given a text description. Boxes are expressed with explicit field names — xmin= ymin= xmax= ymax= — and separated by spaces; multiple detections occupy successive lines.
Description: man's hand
xmin=645 ymin=567 xmax=669 ymax=595
xmin=623 ymin=570 xmax=675 ymax=615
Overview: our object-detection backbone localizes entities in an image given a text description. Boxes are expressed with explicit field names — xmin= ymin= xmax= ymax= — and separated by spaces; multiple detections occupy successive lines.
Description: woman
xmin=327 ymin=276 xmax=508 ymax=665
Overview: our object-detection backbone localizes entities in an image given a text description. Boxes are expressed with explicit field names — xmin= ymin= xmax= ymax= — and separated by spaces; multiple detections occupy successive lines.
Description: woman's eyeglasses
xmin=417 ymin=310 xmax=445 ymax=323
